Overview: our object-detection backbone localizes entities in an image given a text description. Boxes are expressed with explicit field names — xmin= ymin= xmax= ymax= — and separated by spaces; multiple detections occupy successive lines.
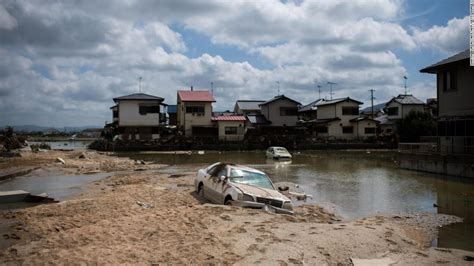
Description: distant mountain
xmin=1 ymin=125 xmax=102 ymax=133
xmin=360 ymin=102 xmax=386 ymax=113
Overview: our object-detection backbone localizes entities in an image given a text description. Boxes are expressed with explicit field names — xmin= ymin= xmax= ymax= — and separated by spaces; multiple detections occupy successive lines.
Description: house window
xmin=342 ymin=107 xmax=359 ymax=116
xmin=225 ymin=127 xmax=238 ymax=135
xmin=387 ymin=107 xmax=398 ymax=116
xmin=280 ymin=107 xmax=298 ymax=116
xmin=342 ymin=126 xmax=353 ymax=134
xmin=186 ymin=106 xmax=205 ymax=114
xmin=364 ymin=127 xmax=376 ymax=134
xmin=315 ymin=127 xmax=328 ymax=133
xmin=139 ymin=105 xmax=160 ymax=115
xmin=443 ymin=71 xmax=456 ymax=91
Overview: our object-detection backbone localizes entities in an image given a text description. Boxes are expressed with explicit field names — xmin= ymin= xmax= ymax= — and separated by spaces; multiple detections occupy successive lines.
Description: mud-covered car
xmin=194 ymin=162 xmax=293 ymax=214
xmin=266 ymin=146 xmax=292 ymax=159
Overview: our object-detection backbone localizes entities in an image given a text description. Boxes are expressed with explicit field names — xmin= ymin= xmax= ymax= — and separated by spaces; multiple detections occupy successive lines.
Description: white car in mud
xmin=266 ymin=146 xmax=292 ymax=159
xmin=194 ymin=162 xmax=293 ymax=214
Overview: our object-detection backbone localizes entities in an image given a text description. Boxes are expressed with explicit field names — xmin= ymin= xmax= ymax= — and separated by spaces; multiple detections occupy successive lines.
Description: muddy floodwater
xmin=123 ymin=150 xmax=474 ymax=251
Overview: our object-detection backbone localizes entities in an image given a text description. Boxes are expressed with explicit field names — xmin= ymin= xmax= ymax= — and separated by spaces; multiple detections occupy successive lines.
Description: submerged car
xmin=194 ymin=162 xmax=293 ymax=214
xmin=266 ymin=146 xmax=292 ymax=159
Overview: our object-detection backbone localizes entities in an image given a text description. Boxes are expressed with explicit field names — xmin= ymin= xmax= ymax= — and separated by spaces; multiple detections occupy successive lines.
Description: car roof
xmin=217 ymin=162 xmax=266 ymax=175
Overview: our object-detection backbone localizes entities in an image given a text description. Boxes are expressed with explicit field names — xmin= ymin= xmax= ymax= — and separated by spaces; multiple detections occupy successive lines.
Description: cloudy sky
xmin=0 ymin=0 xmax=469 ymax=127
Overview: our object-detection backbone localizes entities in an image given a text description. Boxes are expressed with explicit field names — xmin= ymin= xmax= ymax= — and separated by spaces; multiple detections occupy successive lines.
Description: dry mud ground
xmin=1 ymin=151 xmax=473 ymax=265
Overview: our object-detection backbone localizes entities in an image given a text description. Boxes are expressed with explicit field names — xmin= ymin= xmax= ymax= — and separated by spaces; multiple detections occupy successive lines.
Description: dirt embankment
xmin=0 ymin=151 xmax=473 ymax=265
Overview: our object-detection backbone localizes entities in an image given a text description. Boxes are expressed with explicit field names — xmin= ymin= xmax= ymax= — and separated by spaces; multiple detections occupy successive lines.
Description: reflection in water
xmin=122 ymin=150 xmax=474 ymax=251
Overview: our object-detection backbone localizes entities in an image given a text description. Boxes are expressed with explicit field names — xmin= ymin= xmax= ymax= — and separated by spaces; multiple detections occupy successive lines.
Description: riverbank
xmin=0 ymin=150 xmax=473 ymax=264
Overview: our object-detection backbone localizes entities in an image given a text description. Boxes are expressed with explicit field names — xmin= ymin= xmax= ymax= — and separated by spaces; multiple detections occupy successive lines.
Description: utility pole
xmin=403 ymin=76 xmax=407 ymax=95
xmin=211 ymin=82 xmax=214 ymax=95
xmin=276 ymin=81 xmax=280 ymax=96
xmin=317 ymin=85 xmax=322 ymax=99
xmin=327 ymin=81 xmax=336 ymax=100
xmin=369 ymin=89 xmax=376 ymax=118
xmin=138 ymin=77 xmax=143 ymax=93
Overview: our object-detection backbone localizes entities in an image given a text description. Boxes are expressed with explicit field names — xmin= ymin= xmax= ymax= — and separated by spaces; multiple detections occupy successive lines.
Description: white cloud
xmin=413 ymin=16 xmax=469 ymax=54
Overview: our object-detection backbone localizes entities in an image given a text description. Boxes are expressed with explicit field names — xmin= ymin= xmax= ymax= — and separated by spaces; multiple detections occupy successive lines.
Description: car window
xmin=217 ymin=168 xmax=227 ymax=178
xmin=207 ymin=164 xmax=224 ymax=177
xmin=229 ymin=169 xmax=274 ymax=190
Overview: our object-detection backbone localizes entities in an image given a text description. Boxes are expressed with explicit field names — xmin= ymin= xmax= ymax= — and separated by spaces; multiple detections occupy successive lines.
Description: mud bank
xmin=0 ymin=151 xmax=473 ymax=264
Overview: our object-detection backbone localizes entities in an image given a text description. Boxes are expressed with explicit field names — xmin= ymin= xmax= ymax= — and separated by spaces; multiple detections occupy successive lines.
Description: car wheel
xmin=224 ymin=196 xmax=233 ymax=206
xmin=197 ymin=183 xmax=204 ymax=198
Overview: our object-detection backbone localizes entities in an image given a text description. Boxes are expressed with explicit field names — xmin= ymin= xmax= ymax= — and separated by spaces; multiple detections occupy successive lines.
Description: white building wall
xmin=386 ymin=101 xmax=402 ymax=120
xmin=262 ymin=99 xmax=299 ymax=126
xmin=217 ymin=121 xmax=245 ymax=141
xmin=118 ymin=100 xmax=161 ymax=126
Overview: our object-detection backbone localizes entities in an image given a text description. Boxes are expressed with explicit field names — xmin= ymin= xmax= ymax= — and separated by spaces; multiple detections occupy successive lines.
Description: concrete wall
xmin=399 ymin=153 xmax=474 ymax=178
xmin=216 ymin=121 xmax=245 ymax=141
xmin=261 ymin=99 xmax=299 ymax=126
xmin=118 ymin=100 xmax=162 ymax=126
xmin=437 ymin=63 xmax=474 ymax=117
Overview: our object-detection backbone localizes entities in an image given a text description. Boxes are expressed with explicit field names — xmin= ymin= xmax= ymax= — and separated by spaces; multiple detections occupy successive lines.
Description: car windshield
xmin=275 ymin=148 xmax=288 ymax=152
xmin=229 ymin=169 xmax=274 ymax=190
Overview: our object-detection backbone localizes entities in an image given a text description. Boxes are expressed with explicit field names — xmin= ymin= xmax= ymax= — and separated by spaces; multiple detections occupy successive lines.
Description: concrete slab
xmin=0 ymin=190 xmax=31 ymax=203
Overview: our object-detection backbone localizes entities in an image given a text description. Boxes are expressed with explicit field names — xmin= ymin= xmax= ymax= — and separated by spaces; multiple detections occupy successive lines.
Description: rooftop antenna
xmin=276 ymin=81 xmax=280 ymax=96
xmin=403 ymin=76 xmax=407 ymax=95
xmin=138 ymin=77 xmax=143 ymax=93
xmin=327 ymin=81 xmax=336 ymax=100
xmin=211 ymin=82 xmax=214 ymax=95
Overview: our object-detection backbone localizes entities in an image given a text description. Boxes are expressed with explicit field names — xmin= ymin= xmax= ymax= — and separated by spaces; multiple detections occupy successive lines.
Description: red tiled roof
xmin=211 ymin=115 xmax=246 ymax=121
xmin=178 ymin=90 xmax=215 ymax=102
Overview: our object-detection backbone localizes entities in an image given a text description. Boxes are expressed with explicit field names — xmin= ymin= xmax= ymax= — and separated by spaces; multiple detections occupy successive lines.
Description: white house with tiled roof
xmin=112 ymin=93 xmax=167 ymax=140
xmin=259 ymin=95 xmax=301 ymax=127
xmin=385 ymin=94 xmax=425 ymax=120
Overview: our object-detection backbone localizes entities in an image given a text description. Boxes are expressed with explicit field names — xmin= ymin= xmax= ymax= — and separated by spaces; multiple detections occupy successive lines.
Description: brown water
xmin=123 ymin=150 xmax=474 ymax=251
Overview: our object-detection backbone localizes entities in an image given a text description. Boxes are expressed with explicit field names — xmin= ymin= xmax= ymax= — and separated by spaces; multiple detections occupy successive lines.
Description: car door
xmin=201 ymin=164 xmax=220 ymax=202
xmin=209 ymin=167 xmax=229 ymax=204
xmin=203 ymin=164 xmax=227 ymax=203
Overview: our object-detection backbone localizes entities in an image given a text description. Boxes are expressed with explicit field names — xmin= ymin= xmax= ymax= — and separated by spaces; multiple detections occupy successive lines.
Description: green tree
xmin=396 ymin=111 xmax=436 ymax=142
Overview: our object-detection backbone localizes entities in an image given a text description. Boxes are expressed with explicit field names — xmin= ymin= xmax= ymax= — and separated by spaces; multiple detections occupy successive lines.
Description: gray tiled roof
xmin=246 ymin=114 xmax=271 ymax=125
xmin=420 ymin=49 xmax=469 ymax=73
xmin=315 ymin=97 xmax=363 ymax=106
xmin=299 ymin=99 xmax=323 ymax=112
xmin=260 ymin=95 xmax=301 ymax=106
xmin=387 ymin=94 xmax=424 ymax=105
xmin=236 ymin=100 xmax=265 ymax=111
xmin=113 ymin=93 xmax=164 ymax=103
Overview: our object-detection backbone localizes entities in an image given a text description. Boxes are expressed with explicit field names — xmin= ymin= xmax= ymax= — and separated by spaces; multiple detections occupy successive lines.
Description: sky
xmin=0 ymin=0 xmax=470 ymax=127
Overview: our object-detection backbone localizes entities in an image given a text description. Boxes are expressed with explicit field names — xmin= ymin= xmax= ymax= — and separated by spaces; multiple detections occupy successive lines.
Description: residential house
xmin=110 ymin=105 xmax=119 ymax=124
xmin=112 ymin=93 xmax=167 ymax=140
xmin=385 ymin=94 xmax=425 ymax=119
xmin=425 ymin=98 xmax=438 ymax=118
xmin=420 ymin=49 xmax=474 ymax=154
xmin=234 ymin=100 xmax=265 ymax=115
xmin=167 ymin=105 xmax=177 ymax=126
xmin=306 ymin=97 xmax=378 ymax=140
xmin=375 ymin=94 xmax=426 ymax=136
xmin=211 ymin=115 xmax=246 ymax=141
xmin=259 ymin=95 xmax=301 ymax=127
xmin=177 ymin=90 xmax=216 ymax=136
xmin=298 ymin=99 xmax=322 ymax=121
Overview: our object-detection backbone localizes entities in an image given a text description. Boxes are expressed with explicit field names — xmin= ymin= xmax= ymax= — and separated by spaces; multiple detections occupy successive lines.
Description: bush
xmin=396 ymin=111 xmax=436 ymax=142
xmin=1 ymin=126 xmax=22 ymax=151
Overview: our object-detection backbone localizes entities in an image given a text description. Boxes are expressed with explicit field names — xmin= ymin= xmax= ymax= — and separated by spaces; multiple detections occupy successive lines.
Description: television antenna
xmin=327 ymin=81 xmax=337 ymax=100
xmin=138 ymin=77 xmax=143 ymax=93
